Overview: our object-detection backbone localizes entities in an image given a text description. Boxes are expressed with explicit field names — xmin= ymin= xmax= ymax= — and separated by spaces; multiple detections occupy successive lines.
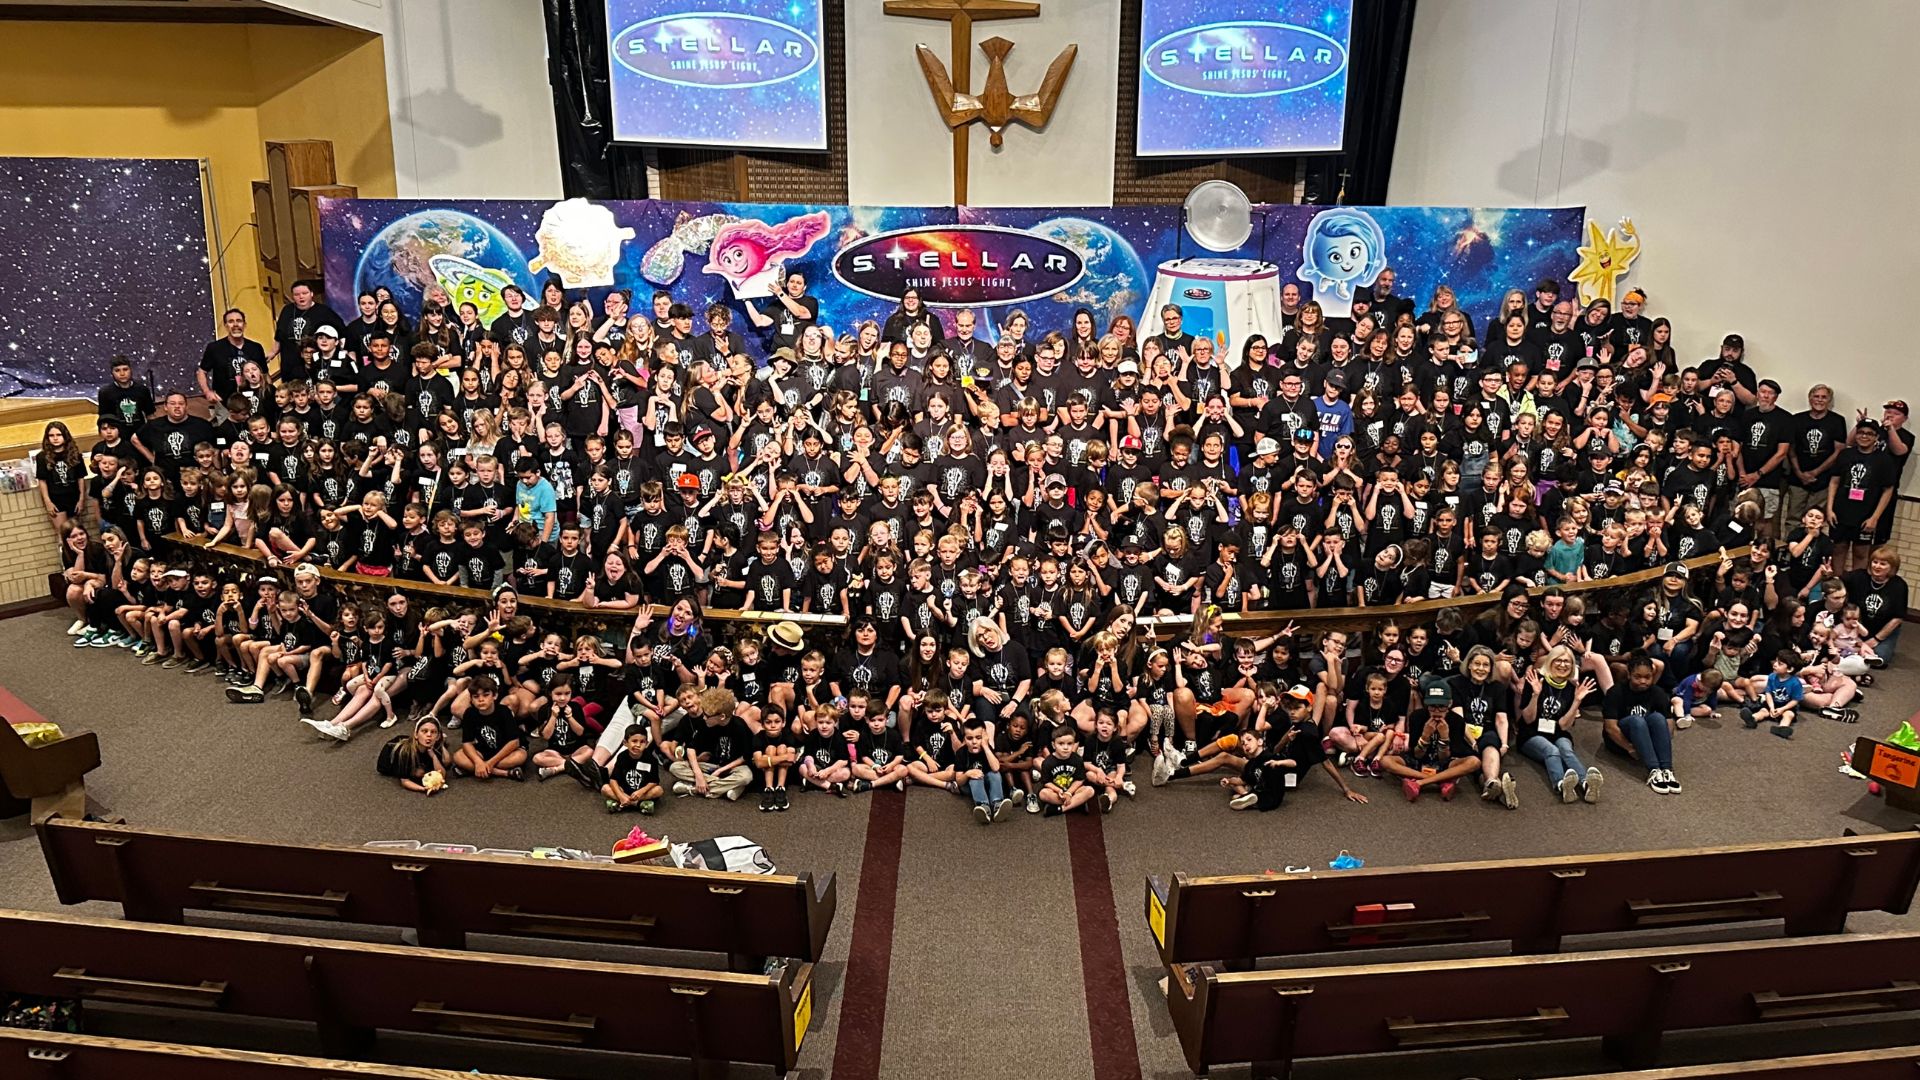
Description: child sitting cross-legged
xmin=752 ymin=706 xmax=799 ymax=811
xmin=1036 ymin=725 xmax=1096 ymax=816
xmin=1742 ymin=650 xmax=1804 ymax=739
xmin=1081 ymin=711 xmax=1131 ymax=812
xmin=799 ymin=703 xmax=855 ymax=795
xmin=905 ymin=689 xmax=959 ymax=792
xmin=450 ymin=676 xmax=527 ymax=780
xmin=602 ymin=723 xmax=665 ymax=814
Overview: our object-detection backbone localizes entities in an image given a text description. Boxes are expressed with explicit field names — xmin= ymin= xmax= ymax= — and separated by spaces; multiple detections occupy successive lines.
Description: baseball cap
xmin=1422 ymin=680 xmax=1453 ymax=708
xmin=769 ymin=346 xmax=797 ymax=363
xmin=675 ymin=472 xmax=702 ymax=490
xmin=293 ymin=562 xmax=321 ymax=579
xmin=1293 ymin=428 xmax=1316 ymax=443
xmin=1649 ymin=392 xmax=1674 ymax=406
xmin=1663 ymin=561 xmax=1690 ymax=579
xmin=1722 ymin=333 xmax=1744 ymax=349
xmin=1603 ymin=480 xmax=1625 ymax=497
xmin=691 ymin=425 xmax=716 ymax=441
xmin=1324 ymin=369 xmax=1349 ymax=392
xmin=1119 ymin=435 xmax=1142 ymax=451
xmin=1254 ymin=437 xmax=1281 ymax=457
xmin=1044 ymin=472 xmax=1067 ymax=490
xmin=1858 ymin=418 xmax=1884 ymax=433
xmin=1283 ymin=684 xmax=1314 ymax=704
xmin=1117 ymin=360 xmax=1140 ymax=375
xmin=1587 ymin=443 xmax=1614 ymax=459
xmin=1886 ymin=399 xmax=1909 ymax=414
xmin=312 ymin=325 xmax=340 ymax=339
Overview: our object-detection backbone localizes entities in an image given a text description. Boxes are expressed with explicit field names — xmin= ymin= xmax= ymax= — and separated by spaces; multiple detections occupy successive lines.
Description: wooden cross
xmin=883 ymin=0 xmax=1040 ymax=204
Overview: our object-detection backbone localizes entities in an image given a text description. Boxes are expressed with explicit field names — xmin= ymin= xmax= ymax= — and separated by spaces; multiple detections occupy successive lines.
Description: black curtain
xmin=1302 ymin=0 xmax=1418 ymax=205
xmin=543 ymin=0 xmax=650 ymax=199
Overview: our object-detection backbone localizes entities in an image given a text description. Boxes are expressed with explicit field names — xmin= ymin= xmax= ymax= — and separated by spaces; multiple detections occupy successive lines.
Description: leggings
xmin=1616 ymin=711 xmax=1673 ymax=771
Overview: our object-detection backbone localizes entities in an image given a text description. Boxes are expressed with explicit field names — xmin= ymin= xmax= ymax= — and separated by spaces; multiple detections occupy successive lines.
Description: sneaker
xmin=89 ymin=633 xmax=116 ymax=648
xmin=1042 ymin=803 xmax=1063 ymax=817
xmin=1648 ymin=771 xmax=1666 ymax=792
xmin=995 ymin=797 xmax=1011 ymax=820
xmin=160 ymin=656 xmax=185 ymax=670
xmin=1821 ymin=706 xmax=1861 ymax=723
xmin=1121 ymin=779 xmax=1137 ymax=799
xmin=538 ymin=766 xmax=560 ymax=782
xmin=1008 ymin=788 xmax=1026 ymax=806
xmin=1674 ymin=714 xmax=1694 ymax=730
xmin=895 ymin=779 xmax=907 ymax=792
xmin=183 ymin=659 xmax=210 ymax=674
xmin=66 ymin=619 xmax=86 ymax=636
xmin=129 ymin=641 xmax=149 ymax=655
xmin=1402 ymin=778 xmax=1422 ymax=802
xmin=759 ymin=789 xmax=774 ymax=811
xmin=973 ymin=803 xmax=991 ymax=825
xmin=672 ymin=781 xmax=695 ymax=797
xmin=1482 ymin=775 xmax=1502 ymax=802
xmin=379 ymin=714 xmax=401 ymax=729
xmin=722 ymin=785 xmax=740 ymax=801
xmin=299 ymin=717 xmax=332 ymax=739
xmin=294 ymin=686 xmax=314 ymax=715
xmin=1558 ymin=769 xmax=1579 ymax=804
xmin=850 ymin=779 xmax=872 ymax=794
xmin=330 ymin=687 xmax=349 ymax=706
xmin=326 ymin=721 xmax=353 ymax=742
xmin=1026 ymin=796 xmax=1041 ymax=814
xmin=1499 ymin=772 xmax=1519 ymax=810
xmin=1228 ymin=792 xmax=1259 ymax=811
xmin=637 ymin=800 xmax=655 ymax=815
xmin=832 ymin=782 xmax=847 ymax=798
xmin=564 ymin=758 xmax=601 ymax=791
xmin=1582 ymin=767 xmax=1604 ymax=804
xmin=1334 ymin=750 xmax=1351 ymax=767
xmin=1771 ymin=723 xmax=1794 ymax=740
xmin=1440 ymin=780 xmax=1459 ymax=801
xmin=141 ymin=651 xmax=165 ymax=666
xmin=606 ymin=798 xmax=624 ymax=813
xmin=1151 ymin=753 xmax=1175 ymax=787
xmin=225 ymin=685 xmax=264 ymax=704
xmin=1663 ymin=771 xmax=1682 ymax=794
xmin=1740 ymin=706 xmax=1758 ymax=729
xmin=777 ymin=787 xmax=791 ymax=811
xmin=1099 ymin=791 xmax=1116 ymax=813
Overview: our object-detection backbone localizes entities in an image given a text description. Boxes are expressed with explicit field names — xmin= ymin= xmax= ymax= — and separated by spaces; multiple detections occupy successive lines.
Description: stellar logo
xmin=612 ymin=12 xmax=819 ymax=89
xmin=1182 ymin=287 xmax=1215 ymax=300
xmin=1145 ymin=21 xmax=1348 ymax=97
xmin=833 ymin=225 xmax=1085 ymax=307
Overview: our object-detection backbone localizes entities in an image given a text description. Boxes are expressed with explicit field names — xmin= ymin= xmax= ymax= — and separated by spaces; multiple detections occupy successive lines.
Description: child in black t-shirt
xmin=532 ymin=679 xmax=595 ymax=783
xmin=852 ymin=710 xmax=910 ymax=792
xmin=1081 ymin=712 xmax=1131 ymax=811
xmin=1226 ymin=728 xmax=1288 ymax=811
xmin=603 ymin=723 xmax=664 ymax=813
xmin=752 ymin=707 xmax=798 ymax=811
xmin=905 ymin=689 xmax=959 ymax=791
xmin=798 ymin=702 xmax=854 ymax=795
xmin=452 ymin=677 xmax=527 ymax=780
xmin=995 ymin=710 xmax=1040 ymax=811
xmin=954 ymin=718 xmax=1010 ymax=824
xmin=1036 ymin=726 xmax=1094 ymax=816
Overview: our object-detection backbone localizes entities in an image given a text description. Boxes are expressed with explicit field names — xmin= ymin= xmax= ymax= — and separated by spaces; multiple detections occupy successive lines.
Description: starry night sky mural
xmin=323 ymin=197 xmax=1584 ymax=349
xmin=0 ymin=157 xmax=213 ymax=398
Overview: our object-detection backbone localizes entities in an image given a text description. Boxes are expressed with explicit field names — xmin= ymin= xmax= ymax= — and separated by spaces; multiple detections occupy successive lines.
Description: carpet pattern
xmin=2 ymin=609 xmax=1918 ymax=1079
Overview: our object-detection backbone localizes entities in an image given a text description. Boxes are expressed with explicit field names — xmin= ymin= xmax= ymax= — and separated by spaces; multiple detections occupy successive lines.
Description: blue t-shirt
xmin=515 ymin=478 xmax=558 ymax=532
xmin=1763 ymin=672 xmax=1804 ymax=709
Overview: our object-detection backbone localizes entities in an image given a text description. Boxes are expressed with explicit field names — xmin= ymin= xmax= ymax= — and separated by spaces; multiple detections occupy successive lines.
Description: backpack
xmin=375 ymin=733 xmax=410 ymax=778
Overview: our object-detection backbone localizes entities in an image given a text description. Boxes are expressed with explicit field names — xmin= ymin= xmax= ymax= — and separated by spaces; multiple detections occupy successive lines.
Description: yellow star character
xmin=1568 ymin=218 xmax=1641 ymax=307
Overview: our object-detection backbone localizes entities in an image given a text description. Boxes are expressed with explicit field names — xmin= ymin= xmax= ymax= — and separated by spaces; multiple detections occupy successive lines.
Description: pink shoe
xmin=1402 ymin=778 xmax=1421 ymax=802
xmin=1440 ymin=780 xmax=1459 ymax=801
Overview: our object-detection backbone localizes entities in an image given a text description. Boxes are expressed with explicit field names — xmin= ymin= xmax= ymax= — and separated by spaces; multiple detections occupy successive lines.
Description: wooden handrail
xmin=165 ymin=532 xmax=1738 ymax=638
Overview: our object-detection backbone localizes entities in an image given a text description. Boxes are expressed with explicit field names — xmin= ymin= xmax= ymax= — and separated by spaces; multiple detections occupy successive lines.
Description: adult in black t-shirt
xmin=1785 ymin=384 xmax=1847 ymax=522
xmin=743 ymin=271 xmax=819 ymax=354
xmin=135 ymin=394 xmax=216 ymax=476
xmin=1147 ymin=303 xmax=1196 ymax=360
xmin=1842 ymin=562 xmax=1908 ymax=652
xmin=200 ymin=308 xmax=269 ymax=406
xmin=271 ymin=282 xmax=343 ymax=385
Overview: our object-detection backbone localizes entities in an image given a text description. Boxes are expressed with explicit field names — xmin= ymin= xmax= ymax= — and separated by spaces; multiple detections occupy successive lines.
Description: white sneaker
xmin=1662 ymin=770 xmax=1683 ymax=794
xmin=1582 ymin=767 xmax=1603 ymax=804
xmin=299 ymin=717 xmax=332 ymax=739
xmin=326 ymin=721 xmax=353 ymax=742
xmin=66 ymin=619 xmax=86 ymax=636
xmin=1121 ymin=779 xmax=1137 ymax=799
xmin=1558 ymin=769 xmax=1579 ymax=804
xmin=1229 ymin=792 xmax=1258 ymax=811
xmin=1151 ymin=753 xmax=1174 ymax=787
xmin=1499 ymin=772 xmax=1519 ymax=810
xmin=379 ymin=714 xmax=400 ymax=729
xmin=1674 ymin=714 xmax=1694 ymax=730
xmin=672 ymin=781 xmax=695 ymax=797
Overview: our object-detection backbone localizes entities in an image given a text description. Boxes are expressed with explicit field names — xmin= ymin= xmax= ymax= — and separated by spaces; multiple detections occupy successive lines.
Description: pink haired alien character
xmin=703 ymin=211 xmax=832 ymax=298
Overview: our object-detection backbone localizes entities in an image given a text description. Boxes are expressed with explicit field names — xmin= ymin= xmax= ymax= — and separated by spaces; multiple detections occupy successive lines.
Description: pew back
xmin=38 ymin=818 xmax=835 ymax=963
xmin=1147 ymin=832 xmax=1920 ymax=964
xmin=0 ymin=1030 xmax=539 ymax=1080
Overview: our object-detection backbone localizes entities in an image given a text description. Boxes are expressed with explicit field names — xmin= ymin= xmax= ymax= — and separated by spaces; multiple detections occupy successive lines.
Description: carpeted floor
xmin=2 ymin=608 xmax=1917 ymax=1079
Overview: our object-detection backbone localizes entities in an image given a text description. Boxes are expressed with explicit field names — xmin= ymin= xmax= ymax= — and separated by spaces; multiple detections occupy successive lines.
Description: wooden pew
xmin=1165 ymin=931 xmax=1920 ymax=1079
xmin=38 ymin=818 xmax=835 ymax=968
xmin=0 ymin=716 xmax=100 ymax=824
xmin=0 ymin=908 xmax=814 ymax=1077
xmin=1548 ymin=1046 xmax=1920 ymax=1079
xmin=0 ymin=1030 xmax=543 ymax=1080
xmin=1146 ymin=831 xmax=1920 ymax=965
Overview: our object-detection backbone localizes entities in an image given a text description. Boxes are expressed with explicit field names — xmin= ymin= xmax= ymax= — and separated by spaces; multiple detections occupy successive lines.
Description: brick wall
xmin=0 ymin=483 xmax=62 ymax=607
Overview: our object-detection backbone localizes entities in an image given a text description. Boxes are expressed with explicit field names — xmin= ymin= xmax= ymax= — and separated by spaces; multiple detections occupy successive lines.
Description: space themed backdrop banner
xmin=0 ymin=157 xmax=211 ymax=398
xmin=319 ymin=197 xmax=1584 ymax=347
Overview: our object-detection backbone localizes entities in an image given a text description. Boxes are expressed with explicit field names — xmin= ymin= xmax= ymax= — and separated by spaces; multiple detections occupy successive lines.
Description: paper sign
xmin=1867 ymin=743 xmax=1920 ymax=789
xmin=792 ymin=980 xmax=813 ymax=1052
xmin=1147 ymin=888 xmax=1168 ymax=948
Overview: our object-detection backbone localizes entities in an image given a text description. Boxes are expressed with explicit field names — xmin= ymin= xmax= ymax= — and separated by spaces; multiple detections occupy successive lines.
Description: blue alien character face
xmin=1296 ymin=209 xmax=1388 ymax=297
xmin=1310 ymin=231 xmax=1371 ymax=285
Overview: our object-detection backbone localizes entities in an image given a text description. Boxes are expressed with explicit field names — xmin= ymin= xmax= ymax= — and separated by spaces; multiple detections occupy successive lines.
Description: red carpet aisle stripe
xmin=829 ymin=788 xmax=907 ymax=1080
xmin=1066 ymin=810 xmax=1144 ymax=1080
